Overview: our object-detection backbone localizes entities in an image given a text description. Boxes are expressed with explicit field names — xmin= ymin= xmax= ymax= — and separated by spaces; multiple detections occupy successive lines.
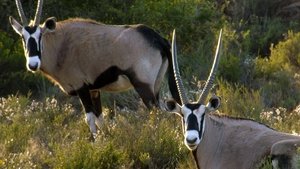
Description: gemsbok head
xmin=9 ymin=0 xmax=181 ymax=139
xmin=165 ymin=30 xmax=300 ymax=169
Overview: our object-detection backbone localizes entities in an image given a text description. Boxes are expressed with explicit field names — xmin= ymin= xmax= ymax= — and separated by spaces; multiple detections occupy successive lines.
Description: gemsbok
xmin=9 ymin=0 xmax=180 ymax=138
xmin=165 ymin=29 xmax=300 ymax=169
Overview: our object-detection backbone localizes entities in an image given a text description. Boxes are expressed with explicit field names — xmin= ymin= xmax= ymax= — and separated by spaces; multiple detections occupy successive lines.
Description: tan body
xmin=41 ymin=19 xmax=165 ymax=95
xmin=10 ymin=0 xmax=180 ymax=138
xmin=194 ymin=114 xmax=300 ymax=169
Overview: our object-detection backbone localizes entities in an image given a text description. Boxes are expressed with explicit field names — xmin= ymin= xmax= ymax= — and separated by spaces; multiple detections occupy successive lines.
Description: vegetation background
xmin=1 ymin=0 xmax=300 ymax=168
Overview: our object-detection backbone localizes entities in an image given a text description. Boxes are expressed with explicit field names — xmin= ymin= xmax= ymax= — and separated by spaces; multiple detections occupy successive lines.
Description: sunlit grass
xmin=0 ymin=95 xmax=194 ymax=169
xmin=1 ymin=92 xmax=299 ymax=168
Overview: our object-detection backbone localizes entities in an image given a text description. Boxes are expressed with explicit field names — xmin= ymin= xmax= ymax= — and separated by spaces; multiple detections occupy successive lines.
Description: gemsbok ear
xmin=164 ymin=99 xmax=181 ymax=114
xmin=206 ymin=96 xmax=221 ymax=111
xmin=9 ymin=16 xmax=23 ymax=36
xmin=42 ymin=17 xmax=56 ymax=33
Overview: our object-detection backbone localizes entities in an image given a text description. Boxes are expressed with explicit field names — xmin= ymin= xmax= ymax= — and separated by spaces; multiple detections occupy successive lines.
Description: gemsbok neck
xmin=192 ymin=113 xmax=298 ymax=169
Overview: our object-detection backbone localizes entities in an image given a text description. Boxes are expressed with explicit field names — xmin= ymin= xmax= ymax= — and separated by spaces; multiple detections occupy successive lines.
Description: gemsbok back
xmin=165 ymin=29 xmax=300 ymax=169
xmin=9 ymin=0 xmax=180 ymax=138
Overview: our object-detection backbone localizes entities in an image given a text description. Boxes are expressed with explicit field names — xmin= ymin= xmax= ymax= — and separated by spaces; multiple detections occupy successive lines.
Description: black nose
xmin=29 ymin=63 xmax=38 ymax=71
xmin=186 ymin=137 xmax=197 ymax=144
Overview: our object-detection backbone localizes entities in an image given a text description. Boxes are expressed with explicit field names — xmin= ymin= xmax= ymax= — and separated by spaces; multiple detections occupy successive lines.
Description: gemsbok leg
xmin=77 ymin=87 xmax=103 ymax=138
xmin=90 ymin=90 xmax=102 ymax=117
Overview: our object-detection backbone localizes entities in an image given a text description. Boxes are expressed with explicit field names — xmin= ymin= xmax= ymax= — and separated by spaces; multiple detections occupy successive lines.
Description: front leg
xmin=90 ymin=90 xmax=104 ymax=129
xmin=77 ymin=86 xmax=99 ymax=138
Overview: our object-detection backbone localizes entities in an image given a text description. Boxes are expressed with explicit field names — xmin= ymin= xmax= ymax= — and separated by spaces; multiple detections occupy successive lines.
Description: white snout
xmin=26 ymin=56 xmax=41 ymax=71
xmin=185 ymin=130 xmax=200 ymax=150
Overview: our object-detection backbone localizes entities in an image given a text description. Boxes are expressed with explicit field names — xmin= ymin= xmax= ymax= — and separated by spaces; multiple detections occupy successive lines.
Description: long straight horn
xmin=171 ymin=30 xmax=189 ymax=105
xmin=33 ymin=0 xmax=43 ymax=25
xmin=197 ymin=29 xmax=223 ymax=104
xmin=15 ymin=0 xmax=28 ymax=25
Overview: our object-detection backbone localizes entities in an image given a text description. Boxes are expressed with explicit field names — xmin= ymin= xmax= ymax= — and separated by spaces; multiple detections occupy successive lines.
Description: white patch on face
xmin=185 ymin=130 xmax=200 ymax=150
xmin=31 ymin=28 xmax=41 ymax=51
xmin=182 ymin=106 xmax=192 ymax=124
xmin=195 ymin=105 xmax=206 ymax=143
xmin=181 ymin=105 xmax=206 ymax=131
xmin=22 ymin=28 xmax=30 ymax=44
xmin=181 ymin=104 xmax=207 ymax=150
xmin=21 ymin=27 xmax=42 ymax=72
xmin=27 ymin=56 xmax=41 ymax=71
xmin=22 ymin=27 xmax=41 ymax=47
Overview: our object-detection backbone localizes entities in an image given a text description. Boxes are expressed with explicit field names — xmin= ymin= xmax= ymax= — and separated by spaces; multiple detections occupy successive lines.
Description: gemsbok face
xmin=9 ymin=0 xmax=56 ymax=72
xmin=165 ymin=29 xmax=222 ymax=150
xmin=9 ymin=0 xmax=181 ymax=139
xmin=166 ymin=96 xmax=221 ymax=150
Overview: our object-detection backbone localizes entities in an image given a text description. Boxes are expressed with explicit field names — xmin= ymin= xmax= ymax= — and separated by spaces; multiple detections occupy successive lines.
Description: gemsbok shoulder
xmin=9 ymin=0 xmax=180 ymax=138
xmin=165 ymin=29 xmax=300 ymax=169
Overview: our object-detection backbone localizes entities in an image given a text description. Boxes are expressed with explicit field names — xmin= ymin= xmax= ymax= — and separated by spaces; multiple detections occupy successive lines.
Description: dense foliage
xmin=1 ymin=0 xmax=300 ymax=168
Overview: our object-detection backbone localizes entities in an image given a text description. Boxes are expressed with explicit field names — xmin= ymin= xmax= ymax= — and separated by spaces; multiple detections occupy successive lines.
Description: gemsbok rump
xmin=165 ymin=29 xmax=300 ymax=169
xmin=9 ymin=0 xmax=180 ymax=138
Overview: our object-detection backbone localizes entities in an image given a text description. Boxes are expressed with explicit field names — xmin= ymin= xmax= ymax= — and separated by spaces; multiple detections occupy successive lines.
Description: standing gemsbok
xmin=9 ymin=0 xmax=180 ymax=138
xmin=165 ymin=29 xmax=300 ymax=169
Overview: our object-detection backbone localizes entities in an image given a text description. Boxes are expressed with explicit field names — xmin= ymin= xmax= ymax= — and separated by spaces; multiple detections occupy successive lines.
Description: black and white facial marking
xmin=165 ymin=96 xmax=221 ymax=150
xmin=21 ymin=26 xmax=42 ymax=72
xmin=181 ymin=103 xmax=206 ymax=150
xmin=10 ymin=16 xmax=56 ymax=73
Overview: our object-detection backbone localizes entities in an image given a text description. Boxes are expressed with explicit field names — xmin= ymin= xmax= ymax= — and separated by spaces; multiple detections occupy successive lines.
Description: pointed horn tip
xmin=219 ymin=29 xmax=223 ymax=38
xmin=172 ymin=29 xmax=176 ymax=41
xmin=8 ymin=16 xmax=16 ymax=24
xmin=197 ymin=29 xmax=223 ymax=104
xmin=33 ymin=0 xmax=44 ymax=25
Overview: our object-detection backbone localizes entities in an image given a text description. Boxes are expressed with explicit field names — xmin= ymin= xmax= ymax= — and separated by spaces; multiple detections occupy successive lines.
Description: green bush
xmin=254 ymin=31 xmax=300 ymax=109
xmin=216 ymin=80 xmax=264 ymax=120
xmin=103 ymin=109 xmax=189 ymax=169
xmin=53 ymin=141 xmax=127 ymax=169
xmin=269 ymin=31 xmax=300 ymax=71
xmin=218 ymin=54 xmax=242 ymax=83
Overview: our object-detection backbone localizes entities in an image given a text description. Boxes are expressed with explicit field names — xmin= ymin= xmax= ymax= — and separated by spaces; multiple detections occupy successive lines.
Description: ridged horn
xmin=171 ymin=29 xmax=189 ymax=105
xmin=15 ymin=0 xmax=28 ymax=25
xmin=197 ymin=29 xmax=223 ymax=104
xmin=33 ymin=0 xmax=43 ymax=26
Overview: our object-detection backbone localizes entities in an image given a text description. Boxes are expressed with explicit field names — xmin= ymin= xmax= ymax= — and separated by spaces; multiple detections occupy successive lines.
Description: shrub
xmin=102 ymin=109 xmax=190 ymax=169
xmin=254 ymin=31 xmax=300 ymax=109
xmin=269 ymin=31 xmax=300 ymax=71
xmin=53 ymin=141 xmax=127 ymax=169
xmin=216 ymin=80 xmax=264 ymax=120
xmin=0 ymin=95 xmax=192 ymax=168
xmin=218 ymin=54 xmax=242 ymax=83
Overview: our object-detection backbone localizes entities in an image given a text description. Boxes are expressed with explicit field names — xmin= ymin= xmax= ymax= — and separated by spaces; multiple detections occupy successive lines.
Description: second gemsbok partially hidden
xmin=165 ymin=29 xmax=300 ymax=169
